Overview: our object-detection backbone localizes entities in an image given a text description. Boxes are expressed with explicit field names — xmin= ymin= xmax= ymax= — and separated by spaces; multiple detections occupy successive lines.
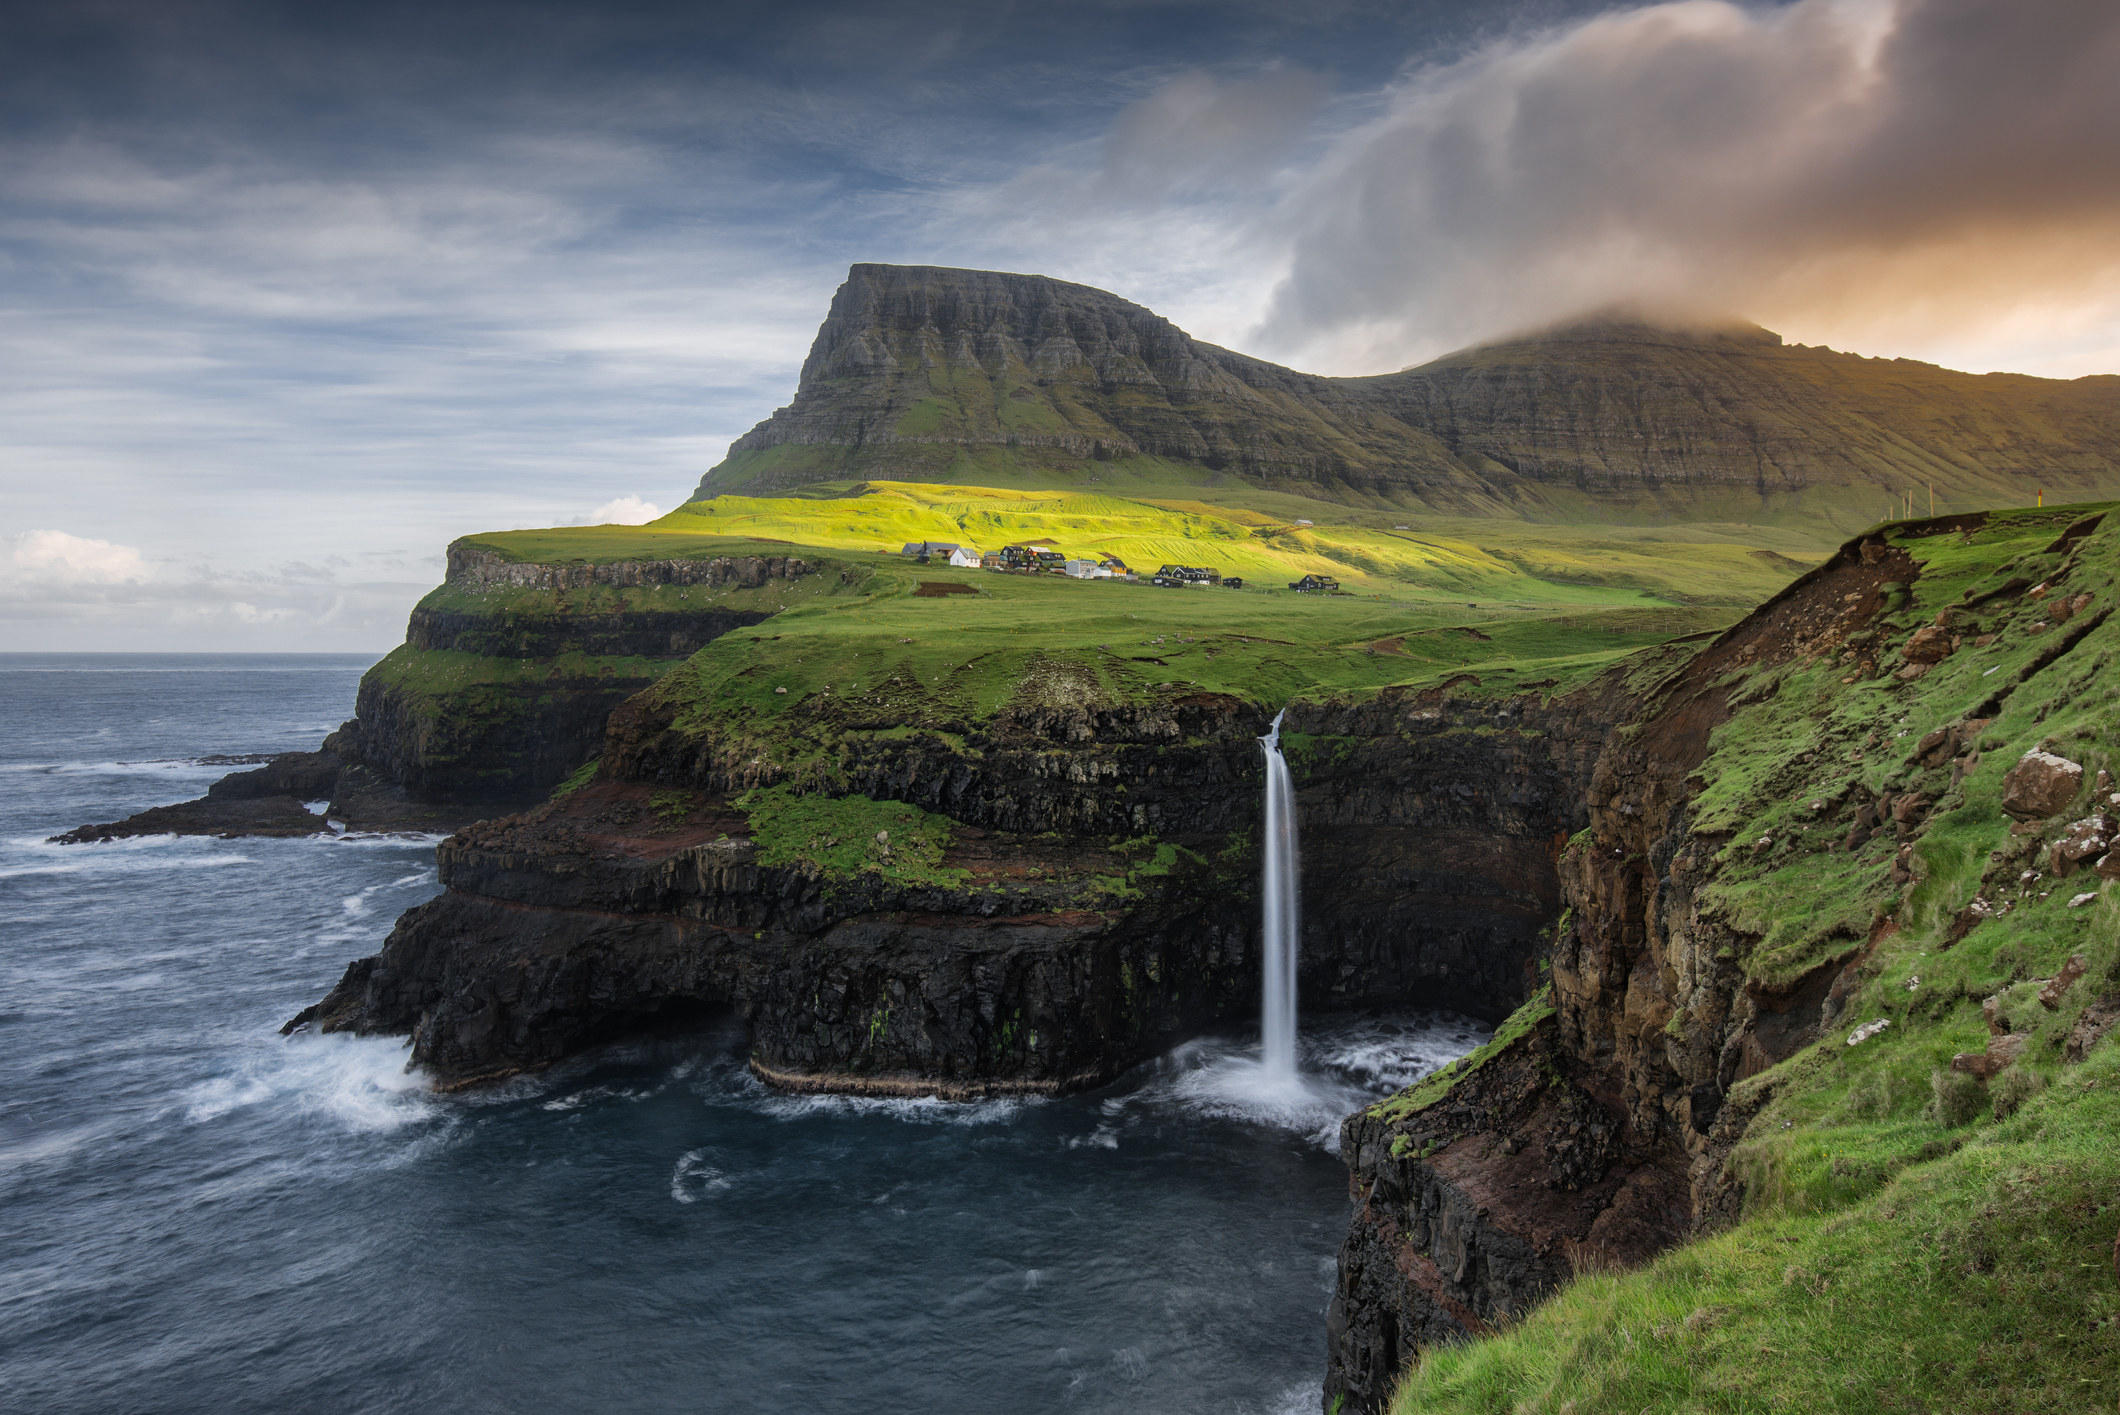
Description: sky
xmin=4 ymin=0 xmax=2118 ymax=651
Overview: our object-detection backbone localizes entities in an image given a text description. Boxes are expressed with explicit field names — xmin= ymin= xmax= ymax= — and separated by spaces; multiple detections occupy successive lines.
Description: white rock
xmin=2069 ymin=892 xmax=2099 ymax=909
xmin=1846 ymin=1019 xmax=1891 ymax=1046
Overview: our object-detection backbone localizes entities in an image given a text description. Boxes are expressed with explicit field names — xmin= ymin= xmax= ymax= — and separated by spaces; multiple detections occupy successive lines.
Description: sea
xmin=0 ymin=654 xmax=1485 ymax=1414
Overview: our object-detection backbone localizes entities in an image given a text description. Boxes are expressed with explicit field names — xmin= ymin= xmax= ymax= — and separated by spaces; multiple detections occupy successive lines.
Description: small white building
xmin=947 ymin=547 xmax=981 ymax=568
xmin=1063 ymin=559 xmax=1111 ymax=579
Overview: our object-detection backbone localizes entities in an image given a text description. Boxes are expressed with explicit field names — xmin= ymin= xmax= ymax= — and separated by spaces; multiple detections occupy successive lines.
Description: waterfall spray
xmin=1258 ymin=709 xmax=1300 ymax=1079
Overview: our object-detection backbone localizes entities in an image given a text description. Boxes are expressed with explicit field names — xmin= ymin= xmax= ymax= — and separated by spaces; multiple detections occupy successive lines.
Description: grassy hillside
xmin=1384 ymin=503 xmax=2120 ymax=1413
xmin=463 ymin=481 xmax=1823 ymax=610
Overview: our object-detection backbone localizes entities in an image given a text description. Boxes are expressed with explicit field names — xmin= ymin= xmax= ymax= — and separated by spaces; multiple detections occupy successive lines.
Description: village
xmin=896 ymin=539 xmax=1339 ymax=594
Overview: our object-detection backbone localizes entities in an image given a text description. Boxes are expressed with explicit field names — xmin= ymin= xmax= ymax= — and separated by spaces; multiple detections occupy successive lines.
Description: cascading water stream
xmin=1258 ymin=709 xmax=1301 ymax=1081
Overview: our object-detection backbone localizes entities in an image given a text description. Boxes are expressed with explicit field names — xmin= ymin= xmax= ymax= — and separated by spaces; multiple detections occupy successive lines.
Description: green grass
xmin=1372 ymin=986 xmax=1556 ymax=1125
xmin=625 ymin=546 xmax=1739 ymax=791
xmin=1380 ymin=502 xmax=2120 ymax=1413
xmin=458 ymin=480 xmax=1824 ymax=609
xmin=413 ymin=569 xmax=859 ymax=621
xmin=1395 ymin=1046 xmax=2120 ymax=1413
xmin=734 ymin=785 xmax=968 ymax=890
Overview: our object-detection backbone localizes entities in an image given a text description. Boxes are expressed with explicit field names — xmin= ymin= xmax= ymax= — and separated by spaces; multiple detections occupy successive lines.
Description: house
xmin=1223 ymin=576 xmax=1245 ymax=589
xmin=1295 ymin=518 xmax=1314 ymax=526
xmin=1063 ymin=559 xmax=1111 ymax=579
xmin=1152 ymin=564 xmax=1219 ymax=587
xmin=995 ymin=543 xmax=1068 ymax=571
xmin=947 ymin=547 xmax=982 ymax=568
xmin=900 ymin=540 xmax=960 ymax=561
xmin=1289 ymin=574 xmax=1340 ymax=593
xmin=1099 ymin=555 xmax=1129 ymax=574
xmin=979 ymin=551 xmax=1003 ymax=569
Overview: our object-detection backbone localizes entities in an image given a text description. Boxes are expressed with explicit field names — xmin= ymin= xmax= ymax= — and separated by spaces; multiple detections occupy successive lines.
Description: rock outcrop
xmin=700 ymin=264 xmax=2120 ymax=520
xmin=288 ymin=670 xmax=1638 ymax=1089
xmin=1325 ymin=503 xmax=2120 ymax=1412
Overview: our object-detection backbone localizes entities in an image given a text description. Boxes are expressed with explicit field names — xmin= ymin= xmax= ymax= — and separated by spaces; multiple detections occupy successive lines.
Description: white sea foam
xmin=181 ymin=1032 xmax=438 ymax=1134
xmin=754 ymin=1087 xmax=1040 ymax=1127
xmin=323 ymin=831 xmax=451 ymax=847
xmin=669 ymin=1148 xmax=732 ymax=1203
xmin=0 ymin=839 xmax=254 ymax=877
xmin=1150 ymin=1048 xmax=1366 ymax=1149
xmin=1121 ymin=1016 xmax=1488 ymax=1151
xmin=1264 ymin=1381 xmax=1324 ymax=1415
xmin=1062 ymin=1123 xmax=1121 ymax=1150
xmin=0 ymin=862 xmax=87 ymax=879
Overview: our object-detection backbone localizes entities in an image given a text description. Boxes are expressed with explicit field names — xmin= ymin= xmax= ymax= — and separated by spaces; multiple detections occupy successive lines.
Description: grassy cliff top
xmin=459 ymin=480 xmax=1826 ymax=609
xmin=641 ymin=546 xmax=1738 ymax=775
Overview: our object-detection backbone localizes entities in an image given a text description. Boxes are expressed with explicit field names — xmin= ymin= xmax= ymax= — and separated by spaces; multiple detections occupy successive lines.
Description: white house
xmin=1064 ymin=559 xmax=1111 ymax=579
xmin=947 ymin=547 xmax=981 ymax=568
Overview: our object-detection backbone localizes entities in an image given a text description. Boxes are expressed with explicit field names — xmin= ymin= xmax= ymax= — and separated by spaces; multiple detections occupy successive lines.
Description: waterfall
xmin=1258 ymin=709 xmax=1301 ymax=1080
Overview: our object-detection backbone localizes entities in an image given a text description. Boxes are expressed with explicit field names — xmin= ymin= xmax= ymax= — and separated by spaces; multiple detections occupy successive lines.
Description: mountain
xmin=695 ymin=264 xmax=2120 ymax=530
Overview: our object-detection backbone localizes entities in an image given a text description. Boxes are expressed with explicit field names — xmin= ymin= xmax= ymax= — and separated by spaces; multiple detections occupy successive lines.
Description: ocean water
xmin=0 ymin=654 xmax=1487 ymax=1414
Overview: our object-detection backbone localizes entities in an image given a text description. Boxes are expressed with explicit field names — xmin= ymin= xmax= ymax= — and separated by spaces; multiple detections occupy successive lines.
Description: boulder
xmin=2002 ymin=749 xmax=2084 ymax=819
xmin=2050 ymin=813 xmax=2115 ymax=877
xmin=2065 ymin=995 xmax=2120 ymax=1064
xmin=2038 ymin=956 xmax=2089 ymax=1009
xmin=1902 ymin=624 xmax=1955 ymax=664
xmin=1951 ymin=1031 xmax=2028 ymax=1079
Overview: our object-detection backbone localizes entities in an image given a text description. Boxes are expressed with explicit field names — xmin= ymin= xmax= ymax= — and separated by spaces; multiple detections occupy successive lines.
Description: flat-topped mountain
xmin=697 ymin=264 xmax=2120 ymax=528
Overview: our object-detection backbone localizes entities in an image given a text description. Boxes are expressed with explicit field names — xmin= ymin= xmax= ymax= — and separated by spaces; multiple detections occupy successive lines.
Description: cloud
xmin=0 ymin=530 xmax=426 ymax=651
xmin=577 ymin=495 xmax=665 ymax=525
xmin=1252 ymin=0 xmax=2120 ymax=372
xmin=1098 ymin=68 xmax=1327 ymax=198
xmin=6 ymin=529 xmax=149 ymax=584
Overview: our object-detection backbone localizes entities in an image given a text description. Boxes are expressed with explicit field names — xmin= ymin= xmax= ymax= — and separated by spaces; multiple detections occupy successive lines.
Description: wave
xmin=180 ymin=1031 xmax=440 ymax=1135
xmin=749 ymin=1085 xmax=1043 ymax=1128
xmin=0 ymin=843 xmax=254 ymax=878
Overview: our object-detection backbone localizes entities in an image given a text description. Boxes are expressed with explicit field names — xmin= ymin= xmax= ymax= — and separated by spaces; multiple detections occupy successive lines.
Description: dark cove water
xmin=0 ymin=655 xmax=1485 ymax=1414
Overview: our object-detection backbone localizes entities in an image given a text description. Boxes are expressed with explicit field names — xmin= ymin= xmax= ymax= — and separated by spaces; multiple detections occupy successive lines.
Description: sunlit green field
xmin=643 ymin=544 xmax=1737 ymax=731
xmin=462 ymin=480 xmax=1828 ymax=610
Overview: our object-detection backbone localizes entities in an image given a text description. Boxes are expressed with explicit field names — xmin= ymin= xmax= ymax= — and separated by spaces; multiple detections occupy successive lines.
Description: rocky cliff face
xmin=1354 ymin=321 xmax=2120 ymax=505
xmin=699 ymin=265 xmax=2120 ymax=519
xmin=1323 ymin=502 xmax=2120 ymax=1412
xmin=707 ymin=263 xmax=1472 ymax=500
xmin=290 ymin=670 xmax=1638 ymax=1090
xmin=55 ymin=548 xmax=822 ymax=843
xmin=336 ymin=548 xmax=819 ymax=805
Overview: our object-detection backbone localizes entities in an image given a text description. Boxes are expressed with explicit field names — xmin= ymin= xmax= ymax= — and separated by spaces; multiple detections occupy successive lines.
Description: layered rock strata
xmin=702 ymin=264 xmax=2120 ymax=516
xmin=291 ymin=679 xmax=1634 ymax=1090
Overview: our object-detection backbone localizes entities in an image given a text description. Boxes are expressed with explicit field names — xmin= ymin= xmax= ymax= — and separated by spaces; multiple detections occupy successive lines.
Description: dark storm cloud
xmin=1254 ymin=0 xmax=2120 ymax=370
